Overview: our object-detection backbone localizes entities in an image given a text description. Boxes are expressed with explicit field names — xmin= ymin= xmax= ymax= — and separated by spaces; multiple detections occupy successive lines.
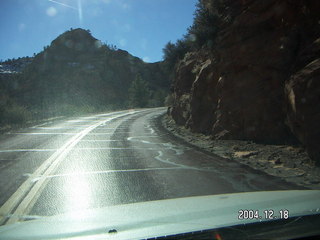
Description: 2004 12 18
xmin=238 ymin=209 xmax=289 ymax=220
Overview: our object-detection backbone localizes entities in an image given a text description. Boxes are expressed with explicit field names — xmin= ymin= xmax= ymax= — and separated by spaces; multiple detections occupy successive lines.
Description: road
xmin=0 ymin=108 xmax=302 ymax=225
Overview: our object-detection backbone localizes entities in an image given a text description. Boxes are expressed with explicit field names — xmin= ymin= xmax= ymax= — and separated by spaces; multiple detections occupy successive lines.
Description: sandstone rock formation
xmin=169 ymin=0 xmax=320 ymax=164
xmin=285 ymin=38 xmax=320 ymax=162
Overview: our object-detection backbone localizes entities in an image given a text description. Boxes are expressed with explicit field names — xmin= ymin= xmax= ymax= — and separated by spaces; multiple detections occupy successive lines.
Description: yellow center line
xmin=0 ymin=110 xmax=139 ymax=225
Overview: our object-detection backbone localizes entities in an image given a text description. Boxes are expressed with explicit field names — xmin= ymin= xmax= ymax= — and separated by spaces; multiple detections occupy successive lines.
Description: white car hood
xmin=0 ymin=190 xmax=319 ymax=240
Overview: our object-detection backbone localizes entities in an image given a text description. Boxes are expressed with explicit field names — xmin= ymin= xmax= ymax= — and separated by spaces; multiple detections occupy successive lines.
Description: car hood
xmin=0 ymin=190 xmax=320 ymax=240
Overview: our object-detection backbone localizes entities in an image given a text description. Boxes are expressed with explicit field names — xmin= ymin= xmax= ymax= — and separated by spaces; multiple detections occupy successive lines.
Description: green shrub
xmin=164 ymin=94 xmax=174 ymax=107
xmin=128 ymin=74 xmax=151 ymax=108
xmin=57 ymin=104 xmax=98 ymax=116
xmin=1 ymin=103 xmax=32 ymax=125
xmin=162 ymin=38 xmax=191 ymax=72
xmin=187 ymin=1 xmax=220 ymax=49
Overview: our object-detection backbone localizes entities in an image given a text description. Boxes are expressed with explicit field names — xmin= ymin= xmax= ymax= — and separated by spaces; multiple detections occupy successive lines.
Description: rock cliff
xmin=168 ymin=0 xmax=320 ymax=164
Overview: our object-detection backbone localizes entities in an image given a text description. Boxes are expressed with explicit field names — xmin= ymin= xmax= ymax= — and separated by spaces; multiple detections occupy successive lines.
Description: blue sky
xmin=0 ymin=0 xmax=197 ymax=63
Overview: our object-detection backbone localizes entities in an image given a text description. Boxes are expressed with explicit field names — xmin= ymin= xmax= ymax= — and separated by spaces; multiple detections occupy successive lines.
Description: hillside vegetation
xmin=0 ymin=28 xmax=169 ymax=127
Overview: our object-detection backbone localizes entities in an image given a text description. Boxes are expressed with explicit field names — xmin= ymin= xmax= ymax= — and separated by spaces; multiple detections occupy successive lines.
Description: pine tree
xmin=187 ymin=0 xmax=220 ymax=49
xmin=128 ymin=74 xmax=150 ymax=108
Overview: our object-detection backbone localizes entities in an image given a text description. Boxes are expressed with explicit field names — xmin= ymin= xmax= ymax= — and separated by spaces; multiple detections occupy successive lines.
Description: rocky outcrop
xmin=285 ymin=38 xmax=320 ymax=161
xmin=169 ymin=0 xmax=320 ymax=164
xmin=0 ymin=57 xmax=33 ymax=74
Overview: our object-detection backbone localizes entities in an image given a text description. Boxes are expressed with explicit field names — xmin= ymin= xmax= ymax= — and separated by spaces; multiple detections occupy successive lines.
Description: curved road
xmin=0 ymin=108 xmax=302 ymax=225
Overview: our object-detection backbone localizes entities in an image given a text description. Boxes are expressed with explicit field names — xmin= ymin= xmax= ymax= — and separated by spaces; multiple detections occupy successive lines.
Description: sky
xmin=0 ymin=0 xmax=198 ymax=63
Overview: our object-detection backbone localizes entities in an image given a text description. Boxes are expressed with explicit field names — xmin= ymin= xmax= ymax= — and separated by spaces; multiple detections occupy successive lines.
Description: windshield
xmin=0 ymin=0 xmax=319 ymax=239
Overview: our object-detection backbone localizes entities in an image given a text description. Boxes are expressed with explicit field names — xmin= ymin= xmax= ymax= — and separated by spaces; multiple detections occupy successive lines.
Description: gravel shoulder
xmin=161 ymin=114 xmax=320 ymax=190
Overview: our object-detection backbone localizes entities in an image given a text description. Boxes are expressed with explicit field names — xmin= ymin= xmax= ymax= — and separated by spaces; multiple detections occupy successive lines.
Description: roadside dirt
xmin=162 ymin=114 xmax=320 ymax=190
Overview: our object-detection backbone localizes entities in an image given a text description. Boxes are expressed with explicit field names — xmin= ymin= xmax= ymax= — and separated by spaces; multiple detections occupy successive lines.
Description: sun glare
xmin=77 ymin=0 xmax=83 ymax=25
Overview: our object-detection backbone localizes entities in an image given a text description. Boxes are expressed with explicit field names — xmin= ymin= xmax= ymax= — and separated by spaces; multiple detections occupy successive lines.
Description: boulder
xmin=285 ymin=48 xmax=320 ymax=163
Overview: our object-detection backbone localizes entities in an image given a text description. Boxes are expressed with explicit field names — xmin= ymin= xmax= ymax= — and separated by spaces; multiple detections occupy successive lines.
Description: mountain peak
xmin=50 ymin=28 xmax=102 ymax=52
xmin=63 ymin=28 xmax=94 ymax=39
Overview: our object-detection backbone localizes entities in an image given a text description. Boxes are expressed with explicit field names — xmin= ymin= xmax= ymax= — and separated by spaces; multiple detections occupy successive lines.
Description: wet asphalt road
xmin=0 ymin=108 xmax=302 ymax=225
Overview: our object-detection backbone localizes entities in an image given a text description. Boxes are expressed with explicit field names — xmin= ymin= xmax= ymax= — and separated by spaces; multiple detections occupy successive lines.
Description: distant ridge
xmin=0 ymin=28 xmax=170 ymax=124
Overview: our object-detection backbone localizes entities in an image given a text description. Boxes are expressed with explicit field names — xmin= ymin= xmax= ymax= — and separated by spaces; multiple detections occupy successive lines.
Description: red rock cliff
xmin=169 ymin=0 xmax=320 ymax=163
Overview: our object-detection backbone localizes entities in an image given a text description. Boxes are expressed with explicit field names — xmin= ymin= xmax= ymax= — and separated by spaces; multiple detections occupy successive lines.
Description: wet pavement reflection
xmin=0 ymin=108 xmax=302 ymax=225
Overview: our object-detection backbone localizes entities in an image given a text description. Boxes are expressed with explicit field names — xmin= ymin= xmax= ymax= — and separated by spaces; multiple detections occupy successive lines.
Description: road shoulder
xmin=161 ymin=114 xmax=320 ymax=190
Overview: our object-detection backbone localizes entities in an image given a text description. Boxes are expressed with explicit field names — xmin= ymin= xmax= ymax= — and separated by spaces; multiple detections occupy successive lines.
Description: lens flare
xmin=48 ymin=0 xmax=82 ymax=25
xmin=78 ymin=0 xmax=83 ymax=25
